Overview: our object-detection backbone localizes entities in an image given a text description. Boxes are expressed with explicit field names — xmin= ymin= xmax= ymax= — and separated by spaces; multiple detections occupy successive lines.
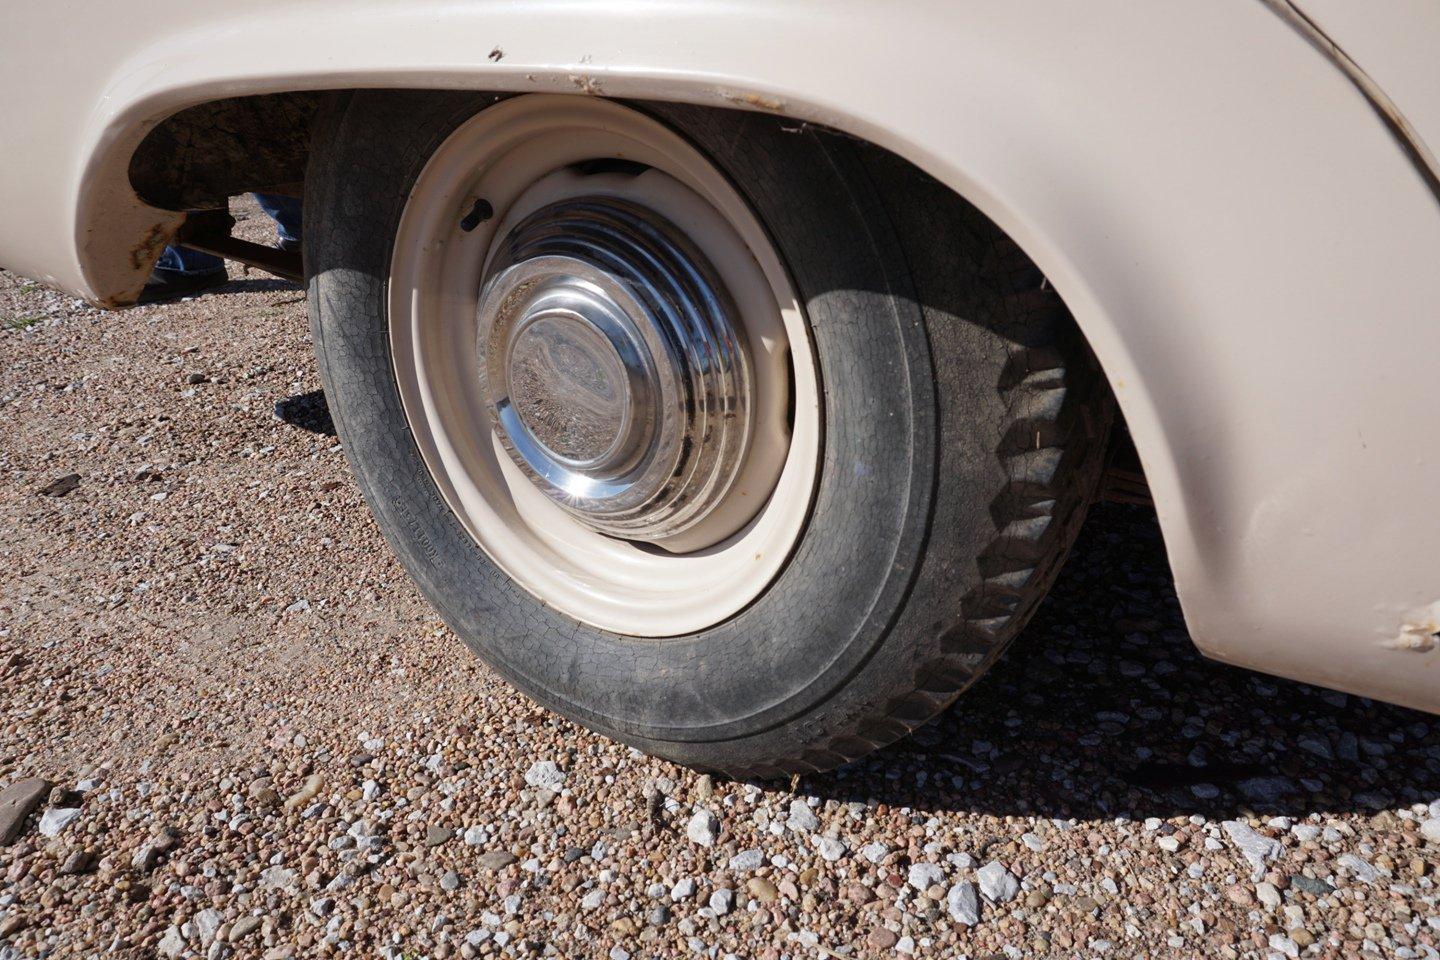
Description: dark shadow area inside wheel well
xmin=128 ymin=92 xmax=326 ymax=211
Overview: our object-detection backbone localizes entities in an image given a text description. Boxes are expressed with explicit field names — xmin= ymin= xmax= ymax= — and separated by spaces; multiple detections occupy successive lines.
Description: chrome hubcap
xmin=477 ymin=197 xmax=752 ymax=541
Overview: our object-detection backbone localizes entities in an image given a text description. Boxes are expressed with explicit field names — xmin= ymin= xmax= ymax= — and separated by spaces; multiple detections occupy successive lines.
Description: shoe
xmin=137 ymin=267 xmax=228 ymax=304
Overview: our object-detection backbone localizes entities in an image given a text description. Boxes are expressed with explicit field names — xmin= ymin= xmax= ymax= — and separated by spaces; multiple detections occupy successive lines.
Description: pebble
xmin=786 ymin=800 xmax=819 ymax=833
xmin=813 ymin=836 xmax=846 ymax=862
xmin=860 ymin=841 xmax=891 ymax=864
xmin=1337 ymin=853 xmax=1380 ymax=884
xmin=195 ymin=908 xmax=223 ymax=945
xmin=708 ymin=888 xmax=734 ymax=916
xmin=229 ymin=916 xmax=260 ymax=942
xmin=728 ymin=848 xmax=764 ymax=871
xmin=746 ymin=877 xmax=779 ymax=903
xmin=686 ymin=808 xmax=719 ymax=847
xmin=476 ymin=850 xmax=516 ymax=870
xmin=1269 ymin=932 xmax=1300 ymax=958
xmin=259 ymin=866 xmax=297 ymax=891
xmin=868 ymin=927 xmax=899 ymax=950
xmin=908 ymin=863 xmax=945 ymax=890
xmin=0 ymin=778 xmax=51 ymax=843
xmin=1221 ymin=820 xmax=1281 ymax=879
xmin=523 ymin=761 xmax=566 ymax=792
xmin=158 ymin=927 xmax=185 ymax=958
xmin=670 ymin=878 xmax=696 ymax=901
xmin=283 ymin=774 xmax=323 ymax=811
xmin=37 ymin=807 xmax=81 ymax=837
xmin=976 ymin=860 xmax=1019 ymax=903
xmin=947 ymin=882 xmax=981 ymax=926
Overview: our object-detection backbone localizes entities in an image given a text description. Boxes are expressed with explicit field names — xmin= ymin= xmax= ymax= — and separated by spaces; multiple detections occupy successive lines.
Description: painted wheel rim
xmin=388 ymin=95 xmax=820 ymax=637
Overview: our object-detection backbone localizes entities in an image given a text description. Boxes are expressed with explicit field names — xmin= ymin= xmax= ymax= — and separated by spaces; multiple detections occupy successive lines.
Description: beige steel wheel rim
xmin=388 ymin=95 xmax=820 ymax=637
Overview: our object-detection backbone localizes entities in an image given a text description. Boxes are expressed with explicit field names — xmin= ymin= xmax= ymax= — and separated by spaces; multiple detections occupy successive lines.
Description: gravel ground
xmin=2 ymin=225 xmax=1440 ymax=960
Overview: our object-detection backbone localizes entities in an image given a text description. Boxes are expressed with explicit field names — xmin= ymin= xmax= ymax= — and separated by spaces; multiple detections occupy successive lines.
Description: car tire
xmin=305 ymin=90 xmax=1113 ymax=776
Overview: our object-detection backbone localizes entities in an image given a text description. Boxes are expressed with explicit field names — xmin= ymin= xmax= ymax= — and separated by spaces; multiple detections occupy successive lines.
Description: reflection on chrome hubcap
xmin=477 ymin=197 xmax=752 ymax=541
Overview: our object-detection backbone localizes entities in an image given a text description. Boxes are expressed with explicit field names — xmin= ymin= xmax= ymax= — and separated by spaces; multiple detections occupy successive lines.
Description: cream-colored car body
xmin=2 ymin=1 xmax=1438 ymax=711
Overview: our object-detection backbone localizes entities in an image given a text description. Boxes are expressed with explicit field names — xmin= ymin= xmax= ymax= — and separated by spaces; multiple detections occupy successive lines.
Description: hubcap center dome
xmin=476 ymin=195 xmax=752 ymax=542
xmin=507 ymin=312 xmax=631 ymax=466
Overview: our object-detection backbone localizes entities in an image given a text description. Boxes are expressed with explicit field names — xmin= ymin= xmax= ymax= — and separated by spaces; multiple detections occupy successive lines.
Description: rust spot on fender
xmin=568 ymin=74 xmax=604 ymax=96
xmin=718 ymin=90 xmax=786 ymax=113
xmin=129 ymin=221 xmax=171 ymax=272
xmin=1382 ymin=602 xmax=1440 ymax=652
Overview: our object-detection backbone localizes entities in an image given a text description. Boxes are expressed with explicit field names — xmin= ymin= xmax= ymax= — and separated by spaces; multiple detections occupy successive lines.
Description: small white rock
xmin=523 ymin=760 xmax=566 ymax=791
xmin=38 ymin=807 xmax=82 ymax=837
xmin=1268 ymin=933 xmax=1300 ymax=959
xmin=195 ymin=908 xmax=223 ymax=945
xmin=1222 ymin=820 xmax=1282 ymax=880
xmin=728 ymin=849 xmax=764 ymax=871
xmin=786 ymin=800 xmax=820 ymax=834
xmin=157 ymin=927 xmax=185 ymax=958
xmin=976 ymin=860 xmax=1019 ymax=903
xmin=907 ymin=863 xmax=945 ymax=890
xmin=686 ymin=808 xmax=719 ymax=847
xmin=860 ymin=841 xmax=891 ymax=864
xmin=947 ymin=881 xmax=981 ymax=925
xmin=813 ymin=836 xmax=846 ymax=862
xmin=1337 ymin=853 xmax=1380 ymax=884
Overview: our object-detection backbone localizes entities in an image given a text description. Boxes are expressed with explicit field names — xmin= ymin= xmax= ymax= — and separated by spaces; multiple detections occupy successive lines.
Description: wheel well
xmin=128 ymin=92 xmax=324 ymax=210
xmin=124 ymin=86 xmax=1138 ymax=504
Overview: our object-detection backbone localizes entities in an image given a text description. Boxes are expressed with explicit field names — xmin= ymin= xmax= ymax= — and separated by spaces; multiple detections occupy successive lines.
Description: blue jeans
xmin=155 ymin=193 xmax=303 ymax=276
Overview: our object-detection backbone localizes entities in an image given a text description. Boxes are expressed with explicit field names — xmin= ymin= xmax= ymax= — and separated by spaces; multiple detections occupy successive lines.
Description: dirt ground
xmin=2 ymin=224 xmax=1438 ymax=959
